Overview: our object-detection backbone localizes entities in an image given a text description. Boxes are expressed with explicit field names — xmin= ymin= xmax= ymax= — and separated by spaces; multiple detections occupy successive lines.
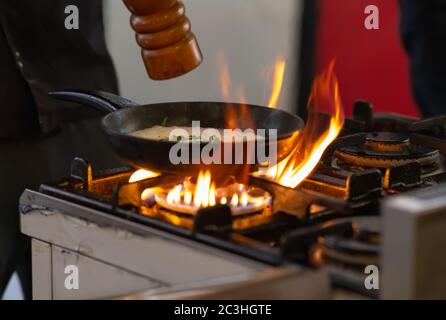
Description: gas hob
xmin=20 ymin=101 xmax=446 ymax=299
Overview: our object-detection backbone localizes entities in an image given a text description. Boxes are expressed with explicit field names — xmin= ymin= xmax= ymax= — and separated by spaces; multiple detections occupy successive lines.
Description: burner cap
xmin=364 ymin=132 xmax=410 ymax=152
xmin=309 ymin=216 xmax=380 ymax=268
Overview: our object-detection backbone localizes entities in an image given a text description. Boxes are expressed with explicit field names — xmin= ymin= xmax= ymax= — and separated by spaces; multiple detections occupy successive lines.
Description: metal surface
xmin=51 ymin=245 xmax=162 ymax=300
xmin=19 ymin=190 xmax=334 ymax=300
xmin=31 ymin=240 xmax=52 ymax=300
xmin=20 ymin=102 xmax=446 ymax=299
xmin=381 ymin=185 xmax=446 ymax=299
xmin=115 ymin=267 xmax=330 ymax=300
xmin=21 ymin=190 xmax=270 ymax=298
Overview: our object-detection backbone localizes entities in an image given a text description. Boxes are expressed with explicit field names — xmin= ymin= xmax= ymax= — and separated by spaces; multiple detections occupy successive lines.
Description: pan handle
xmin=49 ymin=90 xmax=140 ymax=114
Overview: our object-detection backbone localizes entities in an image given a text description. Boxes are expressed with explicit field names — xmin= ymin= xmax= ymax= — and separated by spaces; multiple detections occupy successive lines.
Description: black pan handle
xmin=49 ymin=90 xmax=140 ymax=114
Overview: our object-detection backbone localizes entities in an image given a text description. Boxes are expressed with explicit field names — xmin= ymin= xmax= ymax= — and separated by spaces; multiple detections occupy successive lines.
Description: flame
xmin=167 ymin=170 xmax=249 ymax=208
xmin=217 ymin=52 xmax=255 ymax=184
xmin=261 ymin=60 xmax=344 ymax=188
xmin=141 ymin=188 xmax=158 ymax=202
xmin=193 ymin=171 xmax=212 ymax=207
xmin=129 ymin=169 xmax=160 ymax=183
xmin=267 ymin=58 xmax=286 ymax=108
xmin=217 ymin=52 xmax=252 ymax=129
xmin=219 ymin=54 xmax=286 ymax=109
xmin=158 ymin=170 xmax=270 ymax=214
xmin=218 ymin=52 xmax=232 ymax=100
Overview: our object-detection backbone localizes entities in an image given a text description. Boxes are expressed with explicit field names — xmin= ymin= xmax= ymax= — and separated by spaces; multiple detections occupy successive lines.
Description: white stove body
xmin=381 ymin=185 xmax=446 ymax=299
xmin=19 ymin=190 xmax=329 ymax=300
xmin=20 ymin=182 xmax=446 ymax=300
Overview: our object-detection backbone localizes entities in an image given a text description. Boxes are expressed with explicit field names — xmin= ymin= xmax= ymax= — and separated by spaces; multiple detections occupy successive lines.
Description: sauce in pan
xmin=131 ymin=126 xmax=262 ymax=142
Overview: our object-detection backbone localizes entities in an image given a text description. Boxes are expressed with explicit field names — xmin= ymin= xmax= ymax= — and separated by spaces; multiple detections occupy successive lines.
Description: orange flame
xmin=262 ymin=60 xmax=345 ymax=188
xmin=165 ymin=170 xmax=254 ymax=210
xmin=192 ymin=171 xmax=215 ymax=207
xmin=217 ymin=53 xmax=286 ymax=126
xmin=267 ymin=58 xmax=286 ymax=108
xmin=217 ymin=52 xmax=255 ymax=184
xmin=129 ymin=169 xmax=160 ymax=183
xmin=217 ymin=52 xmax=251 ymax=129
xmin=218 ymin=52 xmax=232 ymax=100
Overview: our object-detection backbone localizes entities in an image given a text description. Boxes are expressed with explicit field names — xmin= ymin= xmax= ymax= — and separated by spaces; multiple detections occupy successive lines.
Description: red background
xmin=315 ymin=0 xmax=420 ymax=117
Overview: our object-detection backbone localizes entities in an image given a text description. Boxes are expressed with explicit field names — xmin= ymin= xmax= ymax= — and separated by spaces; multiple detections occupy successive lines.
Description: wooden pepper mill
xmin=123 ymin=0 xmax=203 ymax=80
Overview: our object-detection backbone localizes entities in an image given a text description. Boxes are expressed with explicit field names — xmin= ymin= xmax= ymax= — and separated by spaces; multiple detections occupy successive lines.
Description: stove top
xmin=30 ymin=101 xmax=446 ymax=298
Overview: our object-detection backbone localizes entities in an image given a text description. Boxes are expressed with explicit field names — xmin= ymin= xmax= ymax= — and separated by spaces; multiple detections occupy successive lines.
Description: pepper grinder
xmin=123 ymin=0 xmax=203 ymax=80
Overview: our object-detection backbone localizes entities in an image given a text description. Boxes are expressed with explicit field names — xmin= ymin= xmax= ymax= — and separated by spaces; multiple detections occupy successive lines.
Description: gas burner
xmin=333 ymin=132 xmax=441 ymax=173
xmin=139 ymin=171 xmax=272 ymax=216
xmin=309 ymin=216 xmax=380 ymax=269
xmin=143 ymin=201 xmax=276 ymax=232
xmin=24 ymin=99 xmax=446 ymax=299
xmin=364 ymin=132 xmax=410 ymax=152
xmin=153 ymin=183 xmax=272 ymax=216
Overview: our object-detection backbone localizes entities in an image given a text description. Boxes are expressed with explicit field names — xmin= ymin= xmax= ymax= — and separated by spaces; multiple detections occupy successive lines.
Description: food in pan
xmin=131 ymin=126 xmax=222 ymax=142
xmin=131 ymin=126 xmax=262 ymax=142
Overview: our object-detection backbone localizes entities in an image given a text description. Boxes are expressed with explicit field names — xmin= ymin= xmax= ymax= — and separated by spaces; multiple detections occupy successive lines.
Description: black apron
xmin=0 ymin=0 xmax=122 ymax=298
xmin=0 ymin=0 xmax=119 ymax=137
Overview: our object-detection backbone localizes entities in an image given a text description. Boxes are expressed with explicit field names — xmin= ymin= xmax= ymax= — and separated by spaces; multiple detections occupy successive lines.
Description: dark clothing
xmin=0 ymin=118 xmax=123 ymax=299
xmin=400 ymin=0 xmax=446 ymax=117
xmin=0 ymin=0 xmax=118 ymax=137
xmin=0 ymin=0 xmax=121 ymax=298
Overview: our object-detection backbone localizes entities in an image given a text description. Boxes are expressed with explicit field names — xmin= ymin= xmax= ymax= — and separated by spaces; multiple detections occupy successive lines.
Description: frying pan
xmin=49 ymin=90 xmax=304 ymax=178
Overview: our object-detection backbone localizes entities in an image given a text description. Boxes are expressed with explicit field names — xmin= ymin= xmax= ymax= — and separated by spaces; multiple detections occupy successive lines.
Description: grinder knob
xmin=123 ymin=0 xmax=203 ymax=80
